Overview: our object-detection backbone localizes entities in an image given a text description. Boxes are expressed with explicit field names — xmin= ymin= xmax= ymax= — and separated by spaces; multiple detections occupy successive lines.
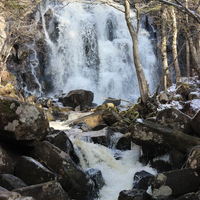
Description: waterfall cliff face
xmin=42 ymin=1 xmax=156 ymax=104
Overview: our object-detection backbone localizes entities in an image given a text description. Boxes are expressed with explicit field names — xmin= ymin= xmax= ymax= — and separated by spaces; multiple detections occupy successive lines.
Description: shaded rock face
xmin=0 ymin=174 xmax=27 ymax=191
xmin=0 ymin=145 xmax=14 ymax=174
xmin=152 ymin=169 xmax=200 ymax=198
xmin=13 ymin=181 xmax=71 ymax=200
xmin=191 ymin=110 xmax=200 ymax=137
xmin=45 ymin=130 xmax=79 ymax=164
xmin=58 ymin=90 xmax=94 ymax=109
xmin=31 ymin=141 xmax=94 ymax=200
xmin=15 ymin=156 xmax=57 ymax=185
xmin=156 ymin=108 xmax=192 ymax=134
xmin=0 ymin=96 xmax=49 ymax=146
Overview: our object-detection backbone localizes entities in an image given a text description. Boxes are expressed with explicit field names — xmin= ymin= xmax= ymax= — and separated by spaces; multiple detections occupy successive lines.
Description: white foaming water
xmin=41 ymin=1 xmax=156 ymax=104
xmin=72 ymin=139 xmax=157 ymax=200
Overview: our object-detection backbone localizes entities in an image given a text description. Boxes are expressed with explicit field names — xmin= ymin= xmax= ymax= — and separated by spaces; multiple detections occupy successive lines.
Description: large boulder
xmin=131 ymin=119 xmax=200 ymax=154
xmin=58 ymin=90 xmax=94 ymax=109
xmin=13 ymin=181 xmax=71 ymax=200
xmin=102 ymin=107 xmax=123 ymax=126
xmin=31 ymin=141 xmax=94 ymax=200
xmin=133 ymin=170 xmax=154 ymax=190
xmin=152 ymin=169 xmax=200 ymax=198
xmin=45 ymin=130 xmax=79 ymax=164
xmin=15 ymin=156 xmax=57 ymax=185
xmin=156 ymin=108 xmax=192 ymax=134
xmin=0 ymin=96 xmax=49 ymax=146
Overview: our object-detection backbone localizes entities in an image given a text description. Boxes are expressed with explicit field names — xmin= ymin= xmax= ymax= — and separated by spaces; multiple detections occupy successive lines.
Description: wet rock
xmin=58 ymin=89 xmax=94 ymax=109
xmin=86 ymin=168 xmax=105 ymax=199
xmin=102 ymin=97 xmax=121 ymax=106
xmin=152 ymin=169 xmax=200 ymax=198
xmin=85 ymin=168 xmax=105 ymax=190
xmin=133 ymin=170 xmax=154 ymax=190
xmin=0 ymin=96 xmax=49 ymax=146
xmin=13 ymin=181 xmax=70 ymax=200
xmin=118 ymin=188 xmax=152 ymax=200
xmin=102 ymin=107 xmax=123 ymax=126
xmin=191 ymin=110 xmax=200 ymax=136
xmin=45 ymin=130 xmax=79 ymax=164
xmin=15 ymin=156 xmax=57 ymax=185
xmin=0 ymin=144 xmax=14 ymax=174
xmin=0 ymin=174 xmax=27 ymax=190
xmin=74 ymin=127 xmax=115 ymax=148
xmin=76 ymin=122 xmax=92 ymax=132
xmin=116 ymin=134 xmax=131 ymax=150
xmin=156 ymin=108 xmax=192 ymax=134
xmin=31 ymin=141 xmax=94 ymax=200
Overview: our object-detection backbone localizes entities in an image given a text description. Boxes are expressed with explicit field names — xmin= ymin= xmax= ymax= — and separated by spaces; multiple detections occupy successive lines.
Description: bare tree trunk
xmin=185 ymin=0 xmax=190 ymax=77
xmin=183 ymin=12 xmax=200 ymax=77
xmin=124 ymin=0 xmax=149 ymax=105
xmin=171 ymin=7 xmax=181 ymax=83
xmin=161 ymin=4 xmax=169 ymax=89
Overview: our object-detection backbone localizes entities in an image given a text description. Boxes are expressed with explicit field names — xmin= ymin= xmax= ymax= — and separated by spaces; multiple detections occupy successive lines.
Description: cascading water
xmin=72 ymin=138 xmax=157 ymax=200
xmin=41 ymin=0 xmax=156 ymax=104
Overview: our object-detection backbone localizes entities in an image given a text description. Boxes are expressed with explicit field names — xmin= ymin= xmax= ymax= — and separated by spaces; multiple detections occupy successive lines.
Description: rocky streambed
xmin=1 ymin=75 xmax=200 ymax=200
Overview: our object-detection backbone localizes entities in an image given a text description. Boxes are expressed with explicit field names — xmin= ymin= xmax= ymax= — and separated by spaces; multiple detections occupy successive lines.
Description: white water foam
xmin=72 ymin=139 xmax=157 ymax=200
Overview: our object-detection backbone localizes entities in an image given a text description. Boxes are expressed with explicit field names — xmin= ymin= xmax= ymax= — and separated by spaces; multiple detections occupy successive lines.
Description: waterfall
xmin=41 ymin=1 xmax=156 ymax=104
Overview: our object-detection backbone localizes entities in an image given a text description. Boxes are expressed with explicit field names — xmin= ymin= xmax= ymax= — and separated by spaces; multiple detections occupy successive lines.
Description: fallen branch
xmin=101 ymin=97 xmax=135 ymax=106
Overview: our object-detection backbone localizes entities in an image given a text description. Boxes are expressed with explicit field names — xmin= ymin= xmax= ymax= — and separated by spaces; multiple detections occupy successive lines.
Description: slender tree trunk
xmin=183 ymin=11 xmax=200 ymax=77
xmin=161 ymin=4 xmax=169 ymax=89
xmin=171 ymin=7 xmax=181 ymax=83
xmin=185 ymin=0 xmax=190 ymax=77
xmin=124 ymin=0 xmax=149 ymax=105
